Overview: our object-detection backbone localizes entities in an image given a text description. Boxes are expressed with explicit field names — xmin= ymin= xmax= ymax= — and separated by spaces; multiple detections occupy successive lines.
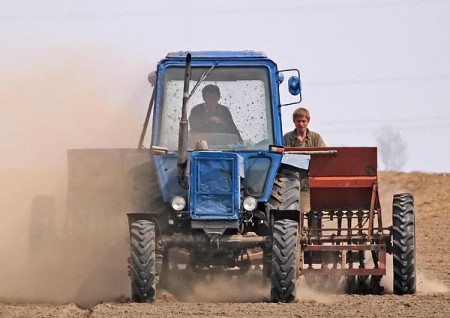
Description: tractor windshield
xmin=157 ymin=66 xmax=273 ymax=151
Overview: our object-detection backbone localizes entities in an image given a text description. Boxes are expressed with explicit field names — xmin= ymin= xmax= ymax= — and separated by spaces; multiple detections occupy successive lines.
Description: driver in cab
xmin=189 ymin=84 xmax=243 ymax=143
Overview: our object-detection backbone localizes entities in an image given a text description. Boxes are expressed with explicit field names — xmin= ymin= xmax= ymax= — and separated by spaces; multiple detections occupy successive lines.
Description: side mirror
xmin=277 ymin=69 xmax=302 ymax=106
xmin=288 ymin=76 xmax=301 ymax=96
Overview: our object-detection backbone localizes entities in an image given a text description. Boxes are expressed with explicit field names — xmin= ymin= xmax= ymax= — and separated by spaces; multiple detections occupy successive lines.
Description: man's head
xmin=202 ymin=84 xmax=221 ymax=107
xmin=292 ymin=107 xmax=310 ymax=133
xmin=292 ymin=107 xmax=310 ymax=122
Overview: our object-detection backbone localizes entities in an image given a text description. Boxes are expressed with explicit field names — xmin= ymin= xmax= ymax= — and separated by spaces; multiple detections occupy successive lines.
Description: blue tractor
xmin=127 ymin=51 xmax=306 ymax=302
xmin=126 ymin=51 xmax=416 ymax=303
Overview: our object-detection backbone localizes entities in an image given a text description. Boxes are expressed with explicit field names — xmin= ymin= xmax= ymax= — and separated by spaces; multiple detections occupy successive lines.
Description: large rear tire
xmin=392 ymin=193 xmax=416 ymax=295
xmin=129 ymin=220 xmax=156 ymax=302
xmin=270 ymin=219 xmax=299 ymax=303
xmin=268 ymin=168 xmax=300 ymax=211
xmin=264 ymin=167 xmax=300 ymax=283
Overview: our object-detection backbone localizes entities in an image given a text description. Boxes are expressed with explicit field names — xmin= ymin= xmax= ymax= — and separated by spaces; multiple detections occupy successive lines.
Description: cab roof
xmin=165 ymin=51 xmax=267 ymax=59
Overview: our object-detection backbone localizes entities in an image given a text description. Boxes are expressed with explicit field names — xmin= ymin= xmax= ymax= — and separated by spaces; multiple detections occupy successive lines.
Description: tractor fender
xmin=127 ymin=212 xmax=163 ymax=236
xmin=281 ymin=153 xmax=310 ymax=170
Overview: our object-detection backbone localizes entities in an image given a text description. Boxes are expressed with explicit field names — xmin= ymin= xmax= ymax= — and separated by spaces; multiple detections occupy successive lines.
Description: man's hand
xmin=209 ymin=116 xmax=222 ymax=124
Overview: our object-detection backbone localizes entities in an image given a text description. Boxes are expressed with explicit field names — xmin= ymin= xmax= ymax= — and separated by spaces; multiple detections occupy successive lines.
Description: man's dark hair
xmin=202 ymin=84 xmax=220 ymax=98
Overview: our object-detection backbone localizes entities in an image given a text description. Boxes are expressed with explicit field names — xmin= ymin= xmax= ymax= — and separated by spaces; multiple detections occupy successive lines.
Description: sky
xmin=1 ymin=0 xmax=449 ymax=172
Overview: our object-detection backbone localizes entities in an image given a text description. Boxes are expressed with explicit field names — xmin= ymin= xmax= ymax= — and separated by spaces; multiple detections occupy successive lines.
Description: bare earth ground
xmin=0 ymin=171 xmax=449 ymax=317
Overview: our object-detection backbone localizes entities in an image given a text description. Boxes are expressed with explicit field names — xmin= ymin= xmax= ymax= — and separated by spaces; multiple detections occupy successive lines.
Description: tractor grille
xmin=189 ymin=152 xmax=243 ymax=220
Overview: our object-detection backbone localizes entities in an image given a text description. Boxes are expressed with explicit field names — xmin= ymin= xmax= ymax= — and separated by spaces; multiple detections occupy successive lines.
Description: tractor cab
xmin=152 ymin=51 xmax=299 ymax=152
xmin=146 ymin=51 xmax=304 ymax=226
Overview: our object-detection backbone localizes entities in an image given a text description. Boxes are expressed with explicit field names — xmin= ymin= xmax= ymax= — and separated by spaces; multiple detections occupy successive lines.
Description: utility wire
xmin=0 ymin=0 xmax=448 ymax=21
xmin=306 ymin=74 xmax=450 ymax=87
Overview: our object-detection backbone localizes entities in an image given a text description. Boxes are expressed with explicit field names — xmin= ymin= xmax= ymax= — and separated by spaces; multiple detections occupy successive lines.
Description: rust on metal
xmin=309 ymin=176 xmax=377 ymax=188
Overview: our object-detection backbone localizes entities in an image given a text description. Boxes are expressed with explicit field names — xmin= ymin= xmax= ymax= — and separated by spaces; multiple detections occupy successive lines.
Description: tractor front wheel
xmin=129 ymin=220 xmax=157 ymax=302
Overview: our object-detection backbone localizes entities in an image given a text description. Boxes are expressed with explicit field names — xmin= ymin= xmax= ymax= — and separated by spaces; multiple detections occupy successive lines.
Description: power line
xmin=0 ymin=0 xmax=448 ymax=21
xmin=318 ymin=115 xmax=450 ymax=126
xmin=318 ymin=120 xmax=450 ymax=134
xmin=306 ymin=74 xmax=450 ymax=87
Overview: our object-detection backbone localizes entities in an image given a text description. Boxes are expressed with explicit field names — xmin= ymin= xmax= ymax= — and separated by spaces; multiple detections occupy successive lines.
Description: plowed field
xmin=1 ymin=171 xmax=449 ymax=317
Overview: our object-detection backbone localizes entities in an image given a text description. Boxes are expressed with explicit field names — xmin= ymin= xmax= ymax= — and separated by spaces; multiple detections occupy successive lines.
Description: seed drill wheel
xmin=392 ymin=193 xmax=416 ymax=295
xmin=129 ymin=220 xmax=156 ymax=302
xmin=270 ymin=219 xmax=299 ymax=303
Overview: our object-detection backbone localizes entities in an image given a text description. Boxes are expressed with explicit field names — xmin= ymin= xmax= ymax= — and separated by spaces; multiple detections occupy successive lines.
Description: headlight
xmin=171 ymin=196 xmax=186 ymax=211
xmin=243 ymin=196 xmax=257 ymax=211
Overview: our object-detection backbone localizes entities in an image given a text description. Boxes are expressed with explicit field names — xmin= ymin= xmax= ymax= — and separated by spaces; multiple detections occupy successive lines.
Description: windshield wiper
xmin=189 ymin=62 xmax=218 ymax=98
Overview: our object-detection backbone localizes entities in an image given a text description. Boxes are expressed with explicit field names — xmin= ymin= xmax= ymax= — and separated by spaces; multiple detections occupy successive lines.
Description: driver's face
xmin=294 ymin=116 xmax=309 ymax=132
xmin=203 ymin=92 xmax=220 ymax=107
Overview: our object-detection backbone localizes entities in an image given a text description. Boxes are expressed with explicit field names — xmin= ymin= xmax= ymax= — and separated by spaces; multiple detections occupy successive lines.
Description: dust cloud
xmin=417 ymin=272 xmax=449 ymax=294
xmin=0 ymin=44 xmax=152 ymax=307
xmin=1 ymin=46 xmax=448 ymax=309
xmin=296 ymin=277 xmax=338 ymax=304
xmin=159 ymin=271 xmax=269 ymax=303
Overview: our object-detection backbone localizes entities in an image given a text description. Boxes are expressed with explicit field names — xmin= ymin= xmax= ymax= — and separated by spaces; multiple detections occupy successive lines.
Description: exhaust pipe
xmin=177 ymin=53 xmax=192 ymax=188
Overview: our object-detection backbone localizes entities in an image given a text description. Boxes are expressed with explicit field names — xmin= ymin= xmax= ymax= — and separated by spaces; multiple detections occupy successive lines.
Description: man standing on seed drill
xmin=283 ymin=107 xmax=325 ymax=213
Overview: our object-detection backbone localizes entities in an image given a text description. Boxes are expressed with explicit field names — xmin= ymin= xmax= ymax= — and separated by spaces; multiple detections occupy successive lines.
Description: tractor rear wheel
xmin=270 ymin=219 xmax=299 ymax=303
xmin=268 ymin=168 xmax=300 ymax=211
xmin=392 ymin=193 xmax=416 ymax=295
xmin=129 ymin=220 xmax=157 ymax=302
xmin=265 ymin=167 xmax=300 ymax=286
